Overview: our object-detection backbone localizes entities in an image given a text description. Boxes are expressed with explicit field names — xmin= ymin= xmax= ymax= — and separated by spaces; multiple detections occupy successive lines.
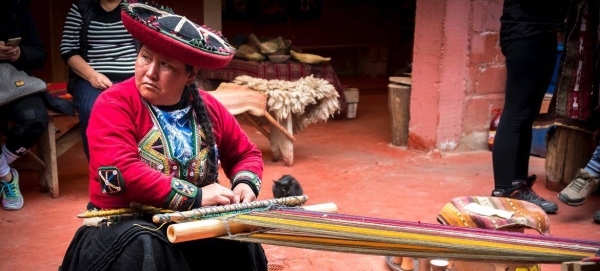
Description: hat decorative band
xmin=121 ymin=0 xmax=235 ymax=69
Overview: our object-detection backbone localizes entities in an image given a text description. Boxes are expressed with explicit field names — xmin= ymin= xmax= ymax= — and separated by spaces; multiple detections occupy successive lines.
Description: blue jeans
xmin=585 ymin=145 xmax=600 ymax=176
xmin=70 ymin=79 xmax=119 ymax=161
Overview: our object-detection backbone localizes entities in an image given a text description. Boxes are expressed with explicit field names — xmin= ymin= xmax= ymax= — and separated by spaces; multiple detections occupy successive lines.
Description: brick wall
xmin=461 ymin=0 xmax=505 ymax=150
xmin=410 ymin=0 xmax=506 ymax=152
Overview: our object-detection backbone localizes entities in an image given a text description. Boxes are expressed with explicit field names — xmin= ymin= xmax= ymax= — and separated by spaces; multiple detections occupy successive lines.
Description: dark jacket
xmin=500 ymin=0 xmax=571 ymax=43
xmin=0 ymin=0 xmax=74 ymax=116
xmin=0 ymin=0 xmax=46 ymax=73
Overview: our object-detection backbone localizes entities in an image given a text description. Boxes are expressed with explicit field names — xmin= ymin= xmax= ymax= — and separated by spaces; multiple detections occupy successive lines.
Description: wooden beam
xmin=389 ymin=81 xmax=411 ymax=147
xmin=203 ymin=0 xmax=221 ymax=31
xmin=243 ymin=112 xmax=270 ymax=139
xmin=264 ymin=112 xmax=296 ymax=142
xmin=48 ymin=0 xmax=70 ymax=82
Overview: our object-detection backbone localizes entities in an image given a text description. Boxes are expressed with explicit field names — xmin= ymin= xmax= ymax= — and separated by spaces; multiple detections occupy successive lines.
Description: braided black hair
xmin=185 ymin=65 xmax=219 ymax=183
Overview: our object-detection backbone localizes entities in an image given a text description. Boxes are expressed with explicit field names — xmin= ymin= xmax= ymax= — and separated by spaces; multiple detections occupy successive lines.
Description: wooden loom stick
xmin=167 ymin=202 xmax=338 ymax=243
xmin=77 ymin=205 xmax=171 ymax=218
xmin=153 ymin=195 xmax=309 ymax=223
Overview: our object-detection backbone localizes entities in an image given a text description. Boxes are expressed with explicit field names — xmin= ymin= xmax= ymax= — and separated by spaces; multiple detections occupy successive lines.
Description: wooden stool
xmin=545 ymin=126 xmax=595 ymax=192
xmin=436 ymin=196 xmax=550 ymax=271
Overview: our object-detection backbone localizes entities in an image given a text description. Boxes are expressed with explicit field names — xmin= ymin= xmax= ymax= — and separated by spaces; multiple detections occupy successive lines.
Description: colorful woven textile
xmin=537 ymin=0 xmax=600 ymax=132
xmin=218 ymin=208 xmax=596 ymax=263
xmin=160 ymin=195 xmax=599 ymax=263
xmin=436 ymin=196 xmax=550 ymax=235
xmin=46 ymin=82 xmax=72 ymax=100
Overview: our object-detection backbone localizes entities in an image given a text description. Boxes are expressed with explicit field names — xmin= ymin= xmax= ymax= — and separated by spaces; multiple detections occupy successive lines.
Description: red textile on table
xmin=200 ymin=59 xmax=347 ymax=111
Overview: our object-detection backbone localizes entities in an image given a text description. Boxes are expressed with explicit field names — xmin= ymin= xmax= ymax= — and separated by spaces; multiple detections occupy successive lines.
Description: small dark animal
xmin=272 ymin=175 xmax=304 ymax=198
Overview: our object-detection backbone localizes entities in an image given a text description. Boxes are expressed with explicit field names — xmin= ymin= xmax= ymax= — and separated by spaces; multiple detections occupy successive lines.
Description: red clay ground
xmin=1 ymin=90 xmax=598 ymax=271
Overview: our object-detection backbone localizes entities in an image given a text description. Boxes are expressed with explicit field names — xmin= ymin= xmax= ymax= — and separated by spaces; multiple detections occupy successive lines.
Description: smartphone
xmin=6 ymin=37 xmax=21 ymax=47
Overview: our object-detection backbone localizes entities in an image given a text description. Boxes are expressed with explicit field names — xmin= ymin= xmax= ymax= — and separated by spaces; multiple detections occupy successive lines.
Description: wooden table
xmin=207 ymin=84 xmax=296 ymax=167
xmin=200 ymin=60 xmax=347 ymax=167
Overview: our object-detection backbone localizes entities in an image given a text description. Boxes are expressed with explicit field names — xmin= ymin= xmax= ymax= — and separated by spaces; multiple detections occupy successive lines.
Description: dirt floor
xmin=1 ymin=89 xmax=599 ymax=271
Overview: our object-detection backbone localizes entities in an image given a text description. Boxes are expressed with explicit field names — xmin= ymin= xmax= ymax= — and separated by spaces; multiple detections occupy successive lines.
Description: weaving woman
xmin=59 ymin=2 xmax=267 ymax=270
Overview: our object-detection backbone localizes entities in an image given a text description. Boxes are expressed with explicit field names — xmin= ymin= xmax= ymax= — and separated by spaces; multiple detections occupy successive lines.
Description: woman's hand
xmin=200 ymin=183 xmax=235 ymax=206
xmin=66 ymin=55 xmax=110 ymax=89
xmin=0 ymin=41 xmax=20 ymax=62
xmin=88 ymin=71 xmax=113 ymax=90
xmin=233 ymin=183 xmax=257 ymax=203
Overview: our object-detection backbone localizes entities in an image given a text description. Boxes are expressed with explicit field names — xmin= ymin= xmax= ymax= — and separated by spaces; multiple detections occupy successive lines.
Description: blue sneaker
xmin=2 ymin=168 xmax=23 ymax=210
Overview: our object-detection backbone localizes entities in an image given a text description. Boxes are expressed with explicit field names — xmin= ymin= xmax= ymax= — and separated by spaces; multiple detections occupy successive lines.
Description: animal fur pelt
xmin=232 ymin=75 xmax=340 ymax=134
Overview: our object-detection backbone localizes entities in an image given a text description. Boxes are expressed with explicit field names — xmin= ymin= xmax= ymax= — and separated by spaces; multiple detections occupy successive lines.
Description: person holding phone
xmin=0 ymin=0 xmax=49 ymax=211
xmin=0 ymin=41 xmax=19 ymax=61
xmin=5 ymin=37 xmax=21 ymax=46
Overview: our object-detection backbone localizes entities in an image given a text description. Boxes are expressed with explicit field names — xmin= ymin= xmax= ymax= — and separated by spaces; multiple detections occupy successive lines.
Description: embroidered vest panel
xmin=138 ymin=104 xmax=215 ymax=187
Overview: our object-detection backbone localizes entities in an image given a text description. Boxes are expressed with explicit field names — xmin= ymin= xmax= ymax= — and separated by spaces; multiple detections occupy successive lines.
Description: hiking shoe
xmin=1 ymin=168 xmax=23 ymax=210
xmin=594 ymin=210 xmax=600 ymax=223
xmin=558 ymin=168 xmax=600 ymax=206
xmin=492 ymin=175 xmax=558 ymax=214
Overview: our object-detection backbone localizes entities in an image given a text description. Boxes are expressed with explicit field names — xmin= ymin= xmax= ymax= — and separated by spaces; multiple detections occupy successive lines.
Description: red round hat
xmin=121 ymin=1 xmax=235 ymax=69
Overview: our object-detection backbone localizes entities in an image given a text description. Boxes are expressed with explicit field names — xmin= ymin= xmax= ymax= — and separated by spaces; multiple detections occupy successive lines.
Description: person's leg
xmin=0 ymin=105 xmax=11 ymax=184
xmin=70 ymin=79 xmax=102 ymax=161
xmin=492 ymin=33 xmax=558 ymax=213
xmin=558 ymin=144 xmax=600 ymax=206
xmin=1 ymin=94 xmax=48 ymax=210
xmin=584 ymin=145 xmax=600 ymax=176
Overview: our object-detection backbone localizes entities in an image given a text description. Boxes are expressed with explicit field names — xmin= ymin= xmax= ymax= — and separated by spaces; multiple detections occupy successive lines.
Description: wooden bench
xmin=28 ymin=83 xmax=81 ymax=198
xmin=34 ymin=111 xmax=81 ymax=198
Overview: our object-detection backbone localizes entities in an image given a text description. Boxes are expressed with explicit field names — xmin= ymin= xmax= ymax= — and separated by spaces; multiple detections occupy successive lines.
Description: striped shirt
xmin=60 ymin=3 xmax=136 ymax=81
